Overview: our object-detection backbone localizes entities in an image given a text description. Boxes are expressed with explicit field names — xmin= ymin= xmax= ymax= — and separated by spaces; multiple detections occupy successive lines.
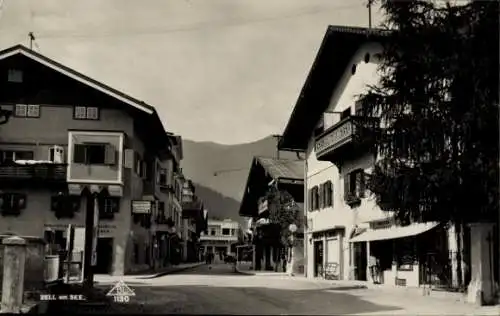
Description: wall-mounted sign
xmin=132 ymin=200 xmax=152 ymax=214
xmin=258 ymin=199 xmax=268 ymax=214
xmin=315 ymin=120 xmax=354 ymax=153
xmin=44 ymin=223 xmax=116 ymax=236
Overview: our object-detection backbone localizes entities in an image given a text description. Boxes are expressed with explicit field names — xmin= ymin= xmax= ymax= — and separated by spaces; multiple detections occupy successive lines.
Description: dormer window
xmin=7 ymin=69 xmax=23 ymax=83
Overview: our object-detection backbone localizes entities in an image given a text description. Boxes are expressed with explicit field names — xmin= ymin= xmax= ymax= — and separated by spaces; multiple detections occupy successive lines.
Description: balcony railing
xmin=315 ymin=115 xmax=379 ymax=164
xmin=0 ymin=163 xmax=67 ymax=183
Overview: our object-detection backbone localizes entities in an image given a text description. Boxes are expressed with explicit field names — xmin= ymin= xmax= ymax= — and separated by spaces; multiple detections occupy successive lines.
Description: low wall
xmin=0 ymin=234 xmax=46 ymax=293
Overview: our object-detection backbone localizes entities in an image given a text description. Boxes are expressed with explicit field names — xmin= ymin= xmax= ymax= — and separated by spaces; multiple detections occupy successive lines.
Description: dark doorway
xmin=314 ymin=240 xmax=324 ymax=277
xmin=354 ymin=242 xmax=367 ymax=281
xmin=95 ymin=238 xmax=113 ymax=274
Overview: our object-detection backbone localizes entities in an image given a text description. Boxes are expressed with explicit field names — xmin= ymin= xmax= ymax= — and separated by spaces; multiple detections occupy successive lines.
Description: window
xmin=74 ymin=106 xmax=99 ymax=120
xmin=157 ymin=168 xmax=167 ymax=186
xmin=73 ymin=143 xmax=116 ymax=165
xmin=1 ymin=150 xmax=34 ymax=162
xmin=355 ymin=100 xmax=365 ymax=116
xmin=134 ymin=243 xmax=139 ymax=264
xmin=340 ymin=108 xmax=351 ymax=120
xmin=15 ymin=104 xmax=43 ymax=119
xmin=7 ymin=69 xmax=23 ymax=83
xmin=210 ymin=229 xmax=216 ymax=236
xmin=222 ymin=228 xmax=230 ymax=235
xmin=231 ymin=229 xmax=235 ymax=236
xmin=99 ymin=197 xmax=120 ymax=219
xmin=0 ymin=193 xmax=27 ymax=215
xmin=344 ymin=169 xmax=366 ymax=205
xmin=312 ymin=186 xmax=319 ymax=210
xmin=320 ymin=181 xmax=333 ymax=208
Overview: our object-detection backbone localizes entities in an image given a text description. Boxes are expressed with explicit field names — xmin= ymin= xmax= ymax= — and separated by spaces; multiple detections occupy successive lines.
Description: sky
xmin=0 ymin=0 xmax=383 ymax=144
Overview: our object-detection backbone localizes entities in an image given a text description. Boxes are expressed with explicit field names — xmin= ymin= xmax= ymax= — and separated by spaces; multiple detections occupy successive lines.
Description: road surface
xmin=48 ymin=263 xmax=498 ymax=315
xmin=93 ymin=264 xmax=401 ymax=315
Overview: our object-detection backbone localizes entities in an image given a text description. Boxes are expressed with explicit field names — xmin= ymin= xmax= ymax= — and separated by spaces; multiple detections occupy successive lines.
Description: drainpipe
xmin=303 ymin=157 xmax=308 ymax=278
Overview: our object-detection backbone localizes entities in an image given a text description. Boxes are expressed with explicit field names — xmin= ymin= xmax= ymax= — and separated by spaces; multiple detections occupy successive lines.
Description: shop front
xmin=350 ymin=220 xmax=445 ymax=287
xmin=311 ymin=226 xmax=345 ymax=279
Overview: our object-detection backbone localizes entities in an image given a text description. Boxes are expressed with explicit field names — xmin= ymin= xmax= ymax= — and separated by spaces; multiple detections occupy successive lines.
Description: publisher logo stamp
xmin=106 ymin=280 xmax=135 ymax=303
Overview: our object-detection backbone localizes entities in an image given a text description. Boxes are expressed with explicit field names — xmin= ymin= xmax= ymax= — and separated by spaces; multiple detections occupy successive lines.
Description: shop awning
xmin=349 ymin=222 xmax=439 ymax=242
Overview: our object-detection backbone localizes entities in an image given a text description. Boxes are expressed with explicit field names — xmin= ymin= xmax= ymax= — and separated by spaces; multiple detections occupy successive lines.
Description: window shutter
xmin=308 ymin=189 xmax=313 ymax=211
xmin=123 ymin=149 xmax=134 ymax=169
xmin=356 ymin=170 xmax=366 ymax=198
xmin=73 ymin=144 xmax=86 ymax=163
xmin=344 ymin=174 xmax=351 ymax=202
xmin=104 ymin=144 xmax=116 ymax=165
xmin=313 ymin=186 xmax=319 ymax=210
xmin=319 ymin=184 xmax=324 ymax=209
xmin=326 ymin=181 xmax=333 ymax=207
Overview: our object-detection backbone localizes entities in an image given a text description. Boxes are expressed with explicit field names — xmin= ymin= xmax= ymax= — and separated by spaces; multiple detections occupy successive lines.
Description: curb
xmin=235 ymin=268 xmax=255 ymax=276
xmin=326 ymin=284 xmax=368 ymax=291
xmin=137 ymin=263 xmax=205 ymax=279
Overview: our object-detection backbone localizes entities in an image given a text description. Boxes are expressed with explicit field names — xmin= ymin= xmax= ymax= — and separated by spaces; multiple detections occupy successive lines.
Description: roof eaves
xmin=278 ymin=25 xmax=387 ymax=151
xmin=0 ymin=44 xmax=155 ymax=115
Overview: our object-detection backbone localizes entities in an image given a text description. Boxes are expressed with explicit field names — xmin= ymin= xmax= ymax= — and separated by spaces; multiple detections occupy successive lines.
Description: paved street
xmin=90 ymin=263 xmax=499 ymax=315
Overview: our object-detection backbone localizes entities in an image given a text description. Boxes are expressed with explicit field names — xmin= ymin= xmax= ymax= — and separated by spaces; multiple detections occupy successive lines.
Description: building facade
xmin=180 ymin=179 xmax=208 ymax=262
xmin=278 ymin=26 xmax=463 ymax=288
xmin=200 ymin=219 xmax=241 ymax=261
xmin=239 ymin=156 xmax=304 ymax=272
xmin=148 ymin=135 xmax=185 ymax=269
xmin=0 ymin=44 xmax=182 ymax=276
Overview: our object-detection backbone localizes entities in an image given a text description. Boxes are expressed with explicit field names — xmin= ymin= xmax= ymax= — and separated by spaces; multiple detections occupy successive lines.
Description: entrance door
xmin=354 ymin=242 xmax=367 ymax=281
xmin=314 ymin=240 xmax=324 ymax=277
xmin=326 ymin=238 xmax=341 ymax=279
xmin=95 ymin=238 xmax=113 ymax=274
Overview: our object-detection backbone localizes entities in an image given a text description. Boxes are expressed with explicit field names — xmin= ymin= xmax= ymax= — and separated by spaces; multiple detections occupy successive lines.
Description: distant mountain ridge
xmin=181 ymin=136 xmax=299 ymax=225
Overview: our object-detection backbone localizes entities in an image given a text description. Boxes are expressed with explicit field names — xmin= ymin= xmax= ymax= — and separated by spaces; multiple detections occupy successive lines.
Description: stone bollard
xmin=1 ymin=236 xmax=27 ymax=314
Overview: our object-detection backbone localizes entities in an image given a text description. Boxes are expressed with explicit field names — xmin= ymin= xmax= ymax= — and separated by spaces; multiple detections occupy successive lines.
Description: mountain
xmin=181 ymin=136 xmax=299 ymax=224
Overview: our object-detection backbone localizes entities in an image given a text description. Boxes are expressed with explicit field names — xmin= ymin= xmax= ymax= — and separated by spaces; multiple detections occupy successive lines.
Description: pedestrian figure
xmin=369 ymin=254 xmax=380 ymax=284
xmin=281 ymin=250 xmax=287 ymax=272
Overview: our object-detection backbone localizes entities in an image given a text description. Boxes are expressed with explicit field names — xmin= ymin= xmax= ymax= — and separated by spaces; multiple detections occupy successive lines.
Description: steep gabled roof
xmin=255 ymin=156 xmax=304 ymax=180
xmin=0 ymin=45 xmax=154 ymax=114
xmin=0 ymin=44 xmax=175 ymax=151
xmin=239 ymin=156 xmax=304 ymax=217
xmin=278 ymin=25 xmax=387 ymax=151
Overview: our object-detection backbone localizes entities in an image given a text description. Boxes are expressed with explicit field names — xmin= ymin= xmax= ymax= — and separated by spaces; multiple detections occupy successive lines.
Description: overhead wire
xmin=35 ymin=3 xmax=361 ymax=40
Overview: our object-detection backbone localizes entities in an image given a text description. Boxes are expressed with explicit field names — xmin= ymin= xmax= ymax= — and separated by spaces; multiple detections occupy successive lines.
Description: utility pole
xmin=271 ymin=134 xmax=281 ymax=160
xmin=367 ymin=0 xmax=374 ymax=29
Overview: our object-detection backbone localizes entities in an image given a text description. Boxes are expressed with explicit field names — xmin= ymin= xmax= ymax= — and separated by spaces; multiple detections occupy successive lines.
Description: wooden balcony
xmin=315 ymin=116 xmax=379 ymax=165
xmin=0 ymin=163 xmax=67 ymax=185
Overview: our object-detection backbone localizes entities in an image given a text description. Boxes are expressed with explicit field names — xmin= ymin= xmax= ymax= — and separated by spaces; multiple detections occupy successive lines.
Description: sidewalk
xmin=95 ymin=262 xmax=204 ymax=284
xmin=289 ymin=277 xmax=500 ymax=315
xmin=235 ymin=261 xmax=289 ymax=277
